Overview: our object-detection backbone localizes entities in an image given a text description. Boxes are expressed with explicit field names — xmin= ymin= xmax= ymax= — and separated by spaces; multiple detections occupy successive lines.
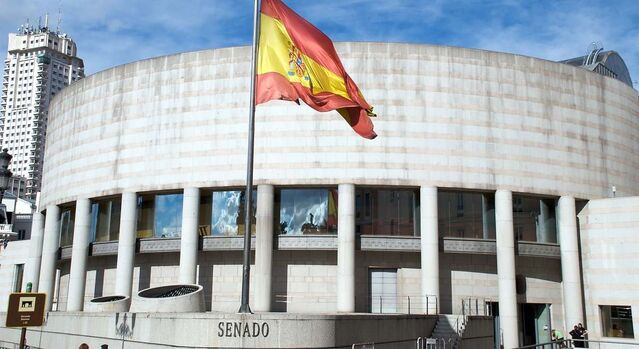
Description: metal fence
xmin=275 ymin=294 xmax=439 ymax=314
xmin=516 ymin=339 xmax=639 ymax=349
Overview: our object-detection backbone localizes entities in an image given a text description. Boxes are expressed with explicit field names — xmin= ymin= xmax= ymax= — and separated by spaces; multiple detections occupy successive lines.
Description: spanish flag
xmin=256 ymin=0 xmax=377 ymax=139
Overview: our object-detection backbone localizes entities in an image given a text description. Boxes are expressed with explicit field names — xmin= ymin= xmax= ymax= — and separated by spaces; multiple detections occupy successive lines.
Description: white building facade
xmin=1 ymin=43 xmax=638 ymax=348
xmin=0 ymin=20 xmax=84 ymax=199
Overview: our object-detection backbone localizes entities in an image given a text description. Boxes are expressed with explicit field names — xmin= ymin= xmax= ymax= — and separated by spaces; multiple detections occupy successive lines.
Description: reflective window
xmin=136 ymin=193 xmax=183 ymax=238
xmin=601 ymin=305 xmax=634 ymax=338
xmin=356 ymin=188 xmax=419 ymax=236
xmin=136 ymin=194 xmax=154 ymax=238
xmin=439 ymin=191 xmax=495 ymax=239
xmin=90 ymin=197 xmax=121 ymax=242
xmin=277 ymin=188 xmax=337 ymax=235
xmin=513 ymin=195 xmax=557 ymax=243
xmin=210 ymin=190 xmax=256 ymax=236
xmin=59 ymin=207 xmax=75 ymax=247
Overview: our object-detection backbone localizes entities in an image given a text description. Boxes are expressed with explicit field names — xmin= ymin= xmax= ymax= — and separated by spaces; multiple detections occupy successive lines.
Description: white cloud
xmin=1 ymin=1 xmax=637 ymax=82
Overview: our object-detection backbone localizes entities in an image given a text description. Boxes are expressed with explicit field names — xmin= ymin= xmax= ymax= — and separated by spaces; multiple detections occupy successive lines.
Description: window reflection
xmin=59 ymin=207 xmax=75 ymax=247
xmin=136 ymin=194 xmax=154 ymax=238
xmin=356 ymin=188 xmax=419 ymax=236
xmin=277 ymin=188 xmax=337 ymax=235
xmin=439 ymin=191 xmax=495 ymax=239
xmin=601 ymin=305 xmax=635 ymax=338
xmin=136 ymin=193 xmax=183 ymax=239
xmin=90 ymin=197 xmax=121 ymax=242
xmin=211 ymin=190 xmax=256 ymax=236
xmin=513 ymin=195 xmax=557 ymax=243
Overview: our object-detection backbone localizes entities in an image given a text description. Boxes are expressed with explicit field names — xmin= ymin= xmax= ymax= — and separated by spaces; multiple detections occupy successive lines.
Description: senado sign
xmin=217 ymin=321 xmax=270 ymax=338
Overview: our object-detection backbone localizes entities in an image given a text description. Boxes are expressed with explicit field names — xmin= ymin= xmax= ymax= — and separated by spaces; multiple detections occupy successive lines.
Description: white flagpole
xmin=239 ymin=0 xmax=262 ymax=314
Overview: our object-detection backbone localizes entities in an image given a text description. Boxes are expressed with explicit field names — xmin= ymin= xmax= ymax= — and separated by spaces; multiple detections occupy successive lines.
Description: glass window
xmin=356 ymin=188 xmax=419 ymax=236
xmin=13 ymin=264 xmax=24 ymax=292
xmin=512 ymin=195 xmax=557 ymax=243
xmin=439 ymin=191 xmax=495 ymax=239
xmin=277 ymin=188 xmax=337 ymax=235
xmin=155 ymin=194 xmax=183 ymax=238
xmin=59 ymin=207 xmax=75 ymax=247
xmin=136 ymin=194 xmax=154 ymax=238
xmin=136 ymin=193 xmax=183 ymax=238
xmin=209 ymin=190 xmax=256 ymax=236
xmin=601 ymin=305 xmax=634 ymax=338
xmin=198 ymin=193 xmax=212 ymax=236
xmin=90 ymin=197 xmax=121 ymax=242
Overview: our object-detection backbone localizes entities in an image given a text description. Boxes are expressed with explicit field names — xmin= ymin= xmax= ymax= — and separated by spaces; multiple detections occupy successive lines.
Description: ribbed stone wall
xmin=41 ymin=42 xmax=639 ymax=207
xmin=579 ymin=197 xmax=639 ymax=342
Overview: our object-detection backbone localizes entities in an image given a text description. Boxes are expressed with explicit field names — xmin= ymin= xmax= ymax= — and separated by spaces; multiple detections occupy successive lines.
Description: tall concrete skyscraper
xmin=0 ymin=16 xmax=84 ymax=199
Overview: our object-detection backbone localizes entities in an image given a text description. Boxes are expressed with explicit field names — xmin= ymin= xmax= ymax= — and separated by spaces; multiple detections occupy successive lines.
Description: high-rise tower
xmin=0 ymin=16 xmax=84 ymax=199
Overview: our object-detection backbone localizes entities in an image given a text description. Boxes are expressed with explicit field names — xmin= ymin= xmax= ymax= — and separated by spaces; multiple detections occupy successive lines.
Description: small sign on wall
xmin=5 ymin=293 xmax=46 ymax=327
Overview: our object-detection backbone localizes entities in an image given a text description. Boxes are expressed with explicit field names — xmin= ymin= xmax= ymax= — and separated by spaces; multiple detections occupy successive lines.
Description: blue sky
xmin=1 ymin=0 xmax=638 ymax=86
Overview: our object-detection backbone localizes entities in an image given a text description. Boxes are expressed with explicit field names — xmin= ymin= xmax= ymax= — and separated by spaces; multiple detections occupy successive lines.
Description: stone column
xmin=67 ymin=198 xmax=91 ymax=311
xmin=40 ymin=204 xmax=60 ymax=311
xmin=420 ymin=186 xmax=439 ymax=314
xmin=115 ymin=192 xmax=137 ymax=297
xmin=24 ymin=193 xmax=44 ymax=291
xmin=179 ymin=187 xmax=200 ymax=284
xmin=254 ymin=184 xmax=274 ymax=312
xmin=495 ymin=190 xmax=519 ymax=348
xmin=558 ymin=196 xmax=584 ymax=331
xmin=337 ymin=184 xmax=355 ymax=313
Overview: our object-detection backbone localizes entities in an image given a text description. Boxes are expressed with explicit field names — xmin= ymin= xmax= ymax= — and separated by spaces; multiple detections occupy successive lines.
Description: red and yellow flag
xmin=256 ymin=0 xmax=377 ymax=139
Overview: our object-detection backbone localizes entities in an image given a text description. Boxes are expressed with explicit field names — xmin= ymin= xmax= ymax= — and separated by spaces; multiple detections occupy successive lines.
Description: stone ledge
xmin=442 ymin=237 xmax=561 ymax=258
xmin=360 ymin=236 xmax=420 ymax=252
xmin=91 ymin=241 xmax=119 ymax=256
xmin=517 ymin=241 xmax=560 ymax=258
xmin=60 ymin=246 xmax=73 ymax=260
xmin=139 ymin=237 xmax=181 ymax=253
xmin=443 ymin=237 xmax=496 ymax=255
xmin=203 ymin=236 xmax=256 ymax=251
xmin=0 ymin=311 xmax=440 ymax=349
xmin=277 ymin=235 xmax=337 ymax=250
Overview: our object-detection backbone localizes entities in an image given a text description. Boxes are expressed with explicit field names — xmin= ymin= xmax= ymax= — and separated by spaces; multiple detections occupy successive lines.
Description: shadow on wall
xmin=134 ymin=253 xmax=180 ymax=293
xmin=273 ymin=250 xmax=337 ymax=313
xmin=198 ymin=250 xmax=248 ymax=312
xmin=439 ymin=254 xmax=497 ymax=315
xmin=271 ymin=249 xmax=289 ymax=312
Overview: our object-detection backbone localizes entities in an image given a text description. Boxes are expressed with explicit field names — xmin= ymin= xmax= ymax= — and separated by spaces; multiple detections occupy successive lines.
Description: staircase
xmin=429 ymin=314 xmax=467 ymax=349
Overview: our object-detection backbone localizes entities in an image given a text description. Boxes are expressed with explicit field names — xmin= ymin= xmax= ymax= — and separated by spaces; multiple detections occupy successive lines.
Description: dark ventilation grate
xmin=138 ymin=285 xmax=200 ymax=298
xmin=91 ymin=295 xmax=126 ymax=303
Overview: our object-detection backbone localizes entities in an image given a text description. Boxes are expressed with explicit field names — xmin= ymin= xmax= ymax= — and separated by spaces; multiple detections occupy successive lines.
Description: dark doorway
xmin=487 ymin=302 xmax=500 ymax=349
xmin=520 ymin=303 xmax=551 ymax=346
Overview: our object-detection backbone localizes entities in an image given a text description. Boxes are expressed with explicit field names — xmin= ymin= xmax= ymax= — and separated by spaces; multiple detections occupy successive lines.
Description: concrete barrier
xmin=130 ymin=284 xmax=205 ymax=313
xmin=85 ymin=295 xmax=131 ymax=312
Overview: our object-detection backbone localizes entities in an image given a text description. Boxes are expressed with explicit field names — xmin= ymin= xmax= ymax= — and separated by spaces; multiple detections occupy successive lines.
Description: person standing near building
xmin=570 ymin=325 xmax=584 ymax=347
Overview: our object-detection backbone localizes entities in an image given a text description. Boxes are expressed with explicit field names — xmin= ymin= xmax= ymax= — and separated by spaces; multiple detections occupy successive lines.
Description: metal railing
xmin=516 ymin=338 xmax=639 ymax=349
xmin=460 ymin=297 xmax=492 ymax=316
xmin=274 ymin=294 xmax=439 ymax=314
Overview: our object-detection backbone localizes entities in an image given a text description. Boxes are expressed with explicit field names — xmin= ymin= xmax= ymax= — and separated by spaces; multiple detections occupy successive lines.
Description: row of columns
xmin=28 ymin=186 xmax=583 ymax=348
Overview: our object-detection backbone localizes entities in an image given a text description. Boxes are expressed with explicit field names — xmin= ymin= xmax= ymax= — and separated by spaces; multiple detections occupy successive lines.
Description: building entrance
xmin=519 ymin=303 xmax=551 ymax=346
xmin=369 ymin=268 xmax=397 ymax=313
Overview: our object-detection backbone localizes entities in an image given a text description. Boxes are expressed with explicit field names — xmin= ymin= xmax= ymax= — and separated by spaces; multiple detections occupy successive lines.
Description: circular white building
xmin=3 ymin=42 xmax=639 ymax=349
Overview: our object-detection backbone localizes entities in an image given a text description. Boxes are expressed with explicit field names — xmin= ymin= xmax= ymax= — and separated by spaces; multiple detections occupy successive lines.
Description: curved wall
xmin=41 ymin=42 xmax=639 ymax=207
